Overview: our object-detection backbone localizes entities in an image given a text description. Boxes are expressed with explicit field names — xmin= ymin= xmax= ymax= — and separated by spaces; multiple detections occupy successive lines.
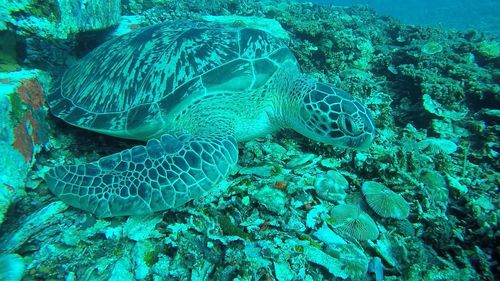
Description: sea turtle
xmin=46 ymin=20 xmax=375 ymax=218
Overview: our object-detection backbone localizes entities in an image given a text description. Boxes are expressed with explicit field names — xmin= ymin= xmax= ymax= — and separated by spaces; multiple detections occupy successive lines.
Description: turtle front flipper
xmin=46 ymin=133 xmax=238 ymax=217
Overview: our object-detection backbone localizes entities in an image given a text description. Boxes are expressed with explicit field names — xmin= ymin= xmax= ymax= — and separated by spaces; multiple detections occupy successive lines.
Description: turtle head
xmin=292 ymin=81 xmax=375 ymax=150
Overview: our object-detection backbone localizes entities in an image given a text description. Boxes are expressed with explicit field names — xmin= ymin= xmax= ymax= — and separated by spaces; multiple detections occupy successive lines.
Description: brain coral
xmin=313 ymin=170 xmax=349 ymax=202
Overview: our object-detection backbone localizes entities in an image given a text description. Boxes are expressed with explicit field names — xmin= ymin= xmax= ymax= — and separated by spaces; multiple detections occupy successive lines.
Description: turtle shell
xmin=48 ymin=20 xmax=298 ymax=139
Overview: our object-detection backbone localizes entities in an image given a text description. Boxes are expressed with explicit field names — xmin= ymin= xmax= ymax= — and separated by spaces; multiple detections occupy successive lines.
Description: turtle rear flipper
xmin=46 ymin=133 xmax=238 ymax=217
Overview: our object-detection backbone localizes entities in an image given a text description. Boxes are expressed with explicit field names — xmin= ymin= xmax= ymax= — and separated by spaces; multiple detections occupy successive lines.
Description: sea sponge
xmin=361 ymin=181 xmax=410 ymax=219
xmin=328 ymin=204 xmax=379 ymax=241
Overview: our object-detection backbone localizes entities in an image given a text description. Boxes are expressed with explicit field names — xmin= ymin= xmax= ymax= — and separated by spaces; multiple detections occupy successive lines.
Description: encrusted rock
xmin=285 ymin=153 xmax=317 ymax=169
xmin=2 ymin=0 xmax=121 ymax=39
xmin=0 ymin=70 xmax=50 ymax=224
xmin=314 ymin=170 xmax=349 ymax=202
xmin=252 ymin=185 xmax=287 ymax=215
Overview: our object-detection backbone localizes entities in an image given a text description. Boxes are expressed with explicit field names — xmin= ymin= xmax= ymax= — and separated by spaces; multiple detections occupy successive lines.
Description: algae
xmin=218 ymin=215 xmax=252 ymax=241
xmin=7 ymin=92 xmax=25 ymax=125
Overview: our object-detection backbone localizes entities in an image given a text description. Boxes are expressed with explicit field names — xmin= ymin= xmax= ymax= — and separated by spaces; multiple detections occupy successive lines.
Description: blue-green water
xmin=301 ymin=0 xmax=500 ymax=35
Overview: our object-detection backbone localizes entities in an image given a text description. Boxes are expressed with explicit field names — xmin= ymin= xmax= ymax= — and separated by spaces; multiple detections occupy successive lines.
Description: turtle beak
xmin=358 ymin=132 xmax=375 ymax=150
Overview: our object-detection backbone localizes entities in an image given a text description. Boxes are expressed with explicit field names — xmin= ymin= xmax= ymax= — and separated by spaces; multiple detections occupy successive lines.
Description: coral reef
xmin=1 ymin=0 xmax=121 ymax=39
xmin=0 ymin=70 xmax=50 ymax=225
xmin=0 ymin=1 xmax=498 ymax=280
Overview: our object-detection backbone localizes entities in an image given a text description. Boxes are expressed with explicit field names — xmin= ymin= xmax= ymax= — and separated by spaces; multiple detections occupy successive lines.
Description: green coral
xmin=270 ymin=165 xmax=283 ymax=176
xmin=298 ymin=234 xmax=322 ymax=249
xmin=143 ymin=248 xmax=160 ymax=267
xmin=477 ymin=40 xmax=500 ymax=58
xmin=218 ymin=215 xmax=252 ymax=241
xmin=353 ymin=38 xmax=374 ymax=70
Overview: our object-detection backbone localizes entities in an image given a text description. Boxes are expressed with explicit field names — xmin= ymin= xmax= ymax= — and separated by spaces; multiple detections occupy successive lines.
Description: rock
xmin=313 ymin=170 xmax=349 ymax=202
xmin=0 ymin=254 xmax=25 ymax=281
xmin=0 ymin=70 xmax=50 ymax=225
xmin=239 ymin=165 xmax=274 ymax=178
xmin=422 ymin=94 xmax=466 ymax=121
xmin=263 ymin=143 xmax=287 ymax=161
xmin=152 ymin=255 xmax=171 ymax=279
xmin=274 ymin=261 xmax=295 ymax=281
xmin=202 ymin=15 xmax=290 ymax=40
xmin=284 ymin=216 xmax=306 ymax=232
xmin=354 ymin=152 xmax=368 ymax=167
xmin=111 ymin=15 xmax=146 ymax=37
xmin=123 ymin=215 xmax=163 ymax=241
xmin=285 ymin=153 xmax=317 ymax=169
xmin=367 ymin=257 xmax=384 ymax=281
xmin=0 ymin=201 xmax=68 ymax=253
xmin=447 ymin=174 xmax=468 ymax=194
xmin=302 ymin=245 xmax=348 ymax=279
xmin=367 ymin=239 xmax=398 ymax=268
xmin=418 ymin=138 xmax=458 ymax=155
xmin=252 ymin=186 xmax=287 ymax=215
xmin=2 ymin=0 xmax=121 ymax=39
xmin=132 ymin=240 xmax=155 ymax=280
xmin=312 ymin=223 xmax=347 ymax=248
xmin=305 ymin=205 xmax=329 ymax=229
xmin=319 ymin=158 xmax=341 ymax=169
xmin=109 ymin=257 xmax=134 ymax=281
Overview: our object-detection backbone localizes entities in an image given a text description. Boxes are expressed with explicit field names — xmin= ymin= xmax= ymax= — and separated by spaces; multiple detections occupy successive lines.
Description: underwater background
xmin=300 ymin=0 xmax=500 ymax=35
xmin=0 ymin=0 xmax=498 ymax=280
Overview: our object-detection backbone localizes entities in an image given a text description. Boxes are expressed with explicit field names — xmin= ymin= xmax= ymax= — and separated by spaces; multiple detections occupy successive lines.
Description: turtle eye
xmin=340 ymin=115 xmax=360 ymax=136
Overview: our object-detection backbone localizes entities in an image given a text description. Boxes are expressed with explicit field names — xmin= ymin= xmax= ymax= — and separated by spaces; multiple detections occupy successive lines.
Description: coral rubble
xmin=0 ymin=1 xmax=498 ymax=280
